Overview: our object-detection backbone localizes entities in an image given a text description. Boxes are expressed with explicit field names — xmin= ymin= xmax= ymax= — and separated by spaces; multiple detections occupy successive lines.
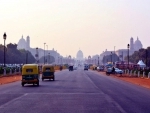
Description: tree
xmin=0 ymin=43 xmax=35 ymax=64
xmin=125 ymin=47 xmax=150 ymax=67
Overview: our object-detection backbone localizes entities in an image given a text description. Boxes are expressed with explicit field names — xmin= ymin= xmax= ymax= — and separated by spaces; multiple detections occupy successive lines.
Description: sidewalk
xmin=0 ymin=75 xmax=21 ymax=85
xmin=98 ymin=71 xmax=150 ymax=89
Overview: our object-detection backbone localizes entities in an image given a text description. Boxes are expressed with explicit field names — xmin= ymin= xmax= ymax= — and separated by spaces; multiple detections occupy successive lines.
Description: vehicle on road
xmin=73 ymin=66 xmax=77 ymax=70
xmin=69 ymin=66 xmax=73 ymax=71
xmin=106 ymin=67 xmax=123 ymax=75
xmin=115 ymin=68 xmax=123 ymax=74
xmin=21 ymin=64 xmax=40 ymax=86
xmin=42 ymin=64 xmax=55 ymax=81
xmin=84 ymin=65 xmax=89 ymax=70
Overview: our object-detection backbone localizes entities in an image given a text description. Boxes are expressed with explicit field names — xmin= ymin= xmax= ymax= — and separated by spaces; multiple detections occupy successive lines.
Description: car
xmin=106 ymin=67 xmax=112 ymax=75
xmin=115 ymin=68 xmax=123 ymax=74
xmin=73 ymin=66 xmax=77 ymax=70
xmin=84 ymin=65 xmax=89 ymax=70
xmin=98 ymin=66 xmax=104 ymax=71
xmin=69 ymin=66 xmax=73 ymax=71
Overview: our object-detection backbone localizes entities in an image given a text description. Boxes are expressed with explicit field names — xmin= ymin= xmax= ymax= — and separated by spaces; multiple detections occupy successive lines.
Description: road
xmin=0 ymin=69 xmax=150 ymax=113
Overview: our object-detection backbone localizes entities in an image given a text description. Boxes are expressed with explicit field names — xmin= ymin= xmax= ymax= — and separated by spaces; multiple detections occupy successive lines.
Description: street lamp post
xmin=44 ymin=43 xmax=46 ymax=64
xmin=49 ymin=53 xmax=50 ymax=64
xmin=46 ymin=45 xmax=48 ymax=64
xmin=111 ymin=52 xmax=112 ymax=63
xmin=127 ymin=44 xmax=130 ymax=69
xmin=3 ymin=33 xmax=6 ymax=67
xmin=146 ymin=49 xmax=148 ymax=68
xmin=36 ymin=47 xmax=38 ymax=64
xmin=98 ymin=56 xmax=99 ymax=66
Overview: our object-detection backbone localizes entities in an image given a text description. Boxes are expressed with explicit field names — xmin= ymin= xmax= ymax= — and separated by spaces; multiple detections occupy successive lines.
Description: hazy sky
xmin=0 ymin=0 xmax=150 ymax=58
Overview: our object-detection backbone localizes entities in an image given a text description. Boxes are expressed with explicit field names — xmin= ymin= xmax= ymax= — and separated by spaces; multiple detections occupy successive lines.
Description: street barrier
xmin=130 ymin=70 xmax=132 ymax=76
xmin=148 ymin=72 xmax=150 ymax=79
xmin=138 ymin=71 xmax=140 ymax=77
xmin=134 ymin=71 xmax=136 ymax=76
xmin=143 ymin=72 xmax=145 ymax=78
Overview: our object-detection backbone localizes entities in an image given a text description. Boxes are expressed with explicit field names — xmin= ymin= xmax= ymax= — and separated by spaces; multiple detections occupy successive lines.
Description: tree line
xmin=0 ymin=43 xmax=35 ymax=64
xmin=125 ymin=47 xmax=150 ymax=67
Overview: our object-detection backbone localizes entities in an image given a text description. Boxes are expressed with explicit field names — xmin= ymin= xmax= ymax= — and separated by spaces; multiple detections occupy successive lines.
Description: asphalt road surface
xmin=0 ymin=69 xmax=150 ymax=113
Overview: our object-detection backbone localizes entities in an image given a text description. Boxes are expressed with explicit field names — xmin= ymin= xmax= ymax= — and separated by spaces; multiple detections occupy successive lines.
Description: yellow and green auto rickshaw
xmin=21 ymin=64 xmax=40 ymax=86
xmin=42 ymin=64 xmax=55 ymax=81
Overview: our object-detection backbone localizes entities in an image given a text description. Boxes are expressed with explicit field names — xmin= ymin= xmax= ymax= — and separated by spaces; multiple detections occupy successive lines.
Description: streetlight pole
xmin=49 ymin=53 xmax=50 ymax=64
xmin=36 ymin=47 xmax=38 ymax=64
xmin=98 ymin=56 xmax=99 ymax=66
xmin=146 ymin=49 xmax=148 ymax=68
xmin=3 ymin=33 xmax=7 ymax=67
xmin=111 ymin=52 xmax=112 ymax=63
xmin=44 ymin=43 xmax=46 ymax=64
xmin=127 ymin=44 xmax=130 ymax=69
xmin=46 ymin=45 xmax=48 ymax=64
xmin=114 ymin=46 xmax=115 ymax=62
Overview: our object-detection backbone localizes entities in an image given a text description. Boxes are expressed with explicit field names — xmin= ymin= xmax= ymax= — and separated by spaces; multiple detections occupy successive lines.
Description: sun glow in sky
xmin=0 ymin=0 xmax=150 ymax=58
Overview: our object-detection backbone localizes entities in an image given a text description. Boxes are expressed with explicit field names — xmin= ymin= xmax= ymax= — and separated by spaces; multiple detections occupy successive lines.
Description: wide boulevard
xmin=0 ymin=69 xmax=150 ymax=113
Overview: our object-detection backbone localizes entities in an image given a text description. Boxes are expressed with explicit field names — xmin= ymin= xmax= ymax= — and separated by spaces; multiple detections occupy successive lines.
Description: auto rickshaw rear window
xmin=45 ymin=68 xmax=50 ymax=71
xmin=26 ymin=69 xmax=33 ymax=72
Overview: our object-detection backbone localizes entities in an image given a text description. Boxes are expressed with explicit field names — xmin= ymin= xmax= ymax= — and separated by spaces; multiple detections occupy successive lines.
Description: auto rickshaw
xmin=42 ymin=64 xmax=55 ymax=81
xmin=21 ymin=64 xmax=40 ymax=86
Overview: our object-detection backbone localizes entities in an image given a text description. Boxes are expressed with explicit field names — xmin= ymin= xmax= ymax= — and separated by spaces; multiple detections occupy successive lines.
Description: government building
xmin=17 ymin=35 xmax=61 ymax=63
xmin=99 ymin=37 xmax=143 ymax=62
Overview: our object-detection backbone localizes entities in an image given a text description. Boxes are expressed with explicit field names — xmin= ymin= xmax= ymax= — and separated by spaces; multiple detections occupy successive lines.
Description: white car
xmin=115 ymin=68 xmax=123 ymax=74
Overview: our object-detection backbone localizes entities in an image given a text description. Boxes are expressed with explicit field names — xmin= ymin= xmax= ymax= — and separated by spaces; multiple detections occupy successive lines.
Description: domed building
xmin=134 ymin=37 xmax=143 ymax=51
xmin=17 ymin=35 xmax=30 ymax=50
xmin=76 ymin=50 xmax=83 ymax=60
xmin=76 ymin=50 xmax=84 ymax=67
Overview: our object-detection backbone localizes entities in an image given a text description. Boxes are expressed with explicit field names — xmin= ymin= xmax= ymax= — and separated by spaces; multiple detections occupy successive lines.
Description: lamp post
xmin=46 ymin=45 xmax=48 ymax=64
xmin=49 ymin=53 xmax=50 ymax=64
xmin=114 ymin=46 xmax=115 ymax=62
xmin=98 ymin=56 xmax=99 ymax=66
xmin=3 ymin=33 xmax=6 ymax=67
xmin=111 ymin=52 xmax=112 ymax=63
xmin=36 ymin=47 xmax=38 ymax=64
xmin=127 ymin=44 xmax=130 ymax=69
xmin=146 ymin=49 xmax=148 ymax=68
xmin=44 ymin=43 xmax=46 ymax=64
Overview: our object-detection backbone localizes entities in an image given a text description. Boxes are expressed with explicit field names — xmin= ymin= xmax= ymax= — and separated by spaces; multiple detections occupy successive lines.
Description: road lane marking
xmin=0 ymin=93 xmax=28 ymax=108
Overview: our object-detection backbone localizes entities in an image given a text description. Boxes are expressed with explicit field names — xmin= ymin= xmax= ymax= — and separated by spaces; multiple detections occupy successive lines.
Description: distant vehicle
xmin=73 ymin=66 xmax=77 ymax=70
xmin=106 ymin=67 xmax=112 ymax=75
xmin=115 ymin=68 xmax=123 ymax=74
xmin=84 ymin=65 xmax=89 ymax=71
xmin=106 ymin=67 xmax=123 ymax=75
xmin=69 ymin=66 xmax=73 ymax=71
xmin=97 ymin=66 xmax=104 ymax=71
xmin=42 ymin=64 xmax=55 ymax=81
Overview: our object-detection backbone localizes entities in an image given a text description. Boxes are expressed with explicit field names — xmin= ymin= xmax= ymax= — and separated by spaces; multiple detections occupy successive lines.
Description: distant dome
xmin=18 ymin=37 xmax=26 ymax=44
xmin=76 ymin=50 xmax=83 ymax=60
xmin=17 ymin=36 xmax=26 ymax=49
xmin=134 ymin=37 xmax=143 ymax=51
xmin=88 ymin=55 xmax=91 ymax=59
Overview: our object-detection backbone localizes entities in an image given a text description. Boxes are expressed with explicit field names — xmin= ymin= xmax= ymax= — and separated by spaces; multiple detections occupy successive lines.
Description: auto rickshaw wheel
xmin=21 ymin=83 xmax=24 ymax=87
xmin=37 ymin=81 xmax=39 ymax=86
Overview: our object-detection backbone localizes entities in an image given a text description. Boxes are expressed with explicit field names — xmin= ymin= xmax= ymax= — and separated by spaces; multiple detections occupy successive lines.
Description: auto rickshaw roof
xmin=22 ymin=64 xmax=38 ymax=68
